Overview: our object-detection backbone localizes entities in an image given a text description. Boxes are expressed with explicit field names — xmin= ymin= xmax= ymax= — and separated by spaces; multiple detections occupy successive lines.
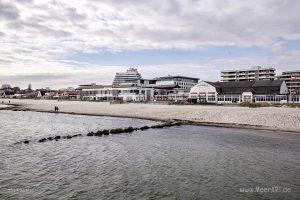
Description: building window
xmin=208 ymin=96 xmax=215 ymax=102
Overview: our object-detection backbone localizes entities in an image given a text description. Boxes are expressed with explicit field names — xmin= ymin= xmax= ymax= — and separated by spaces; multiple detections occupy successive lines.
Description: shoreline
xmin=2 ymin=101 xmax=300 ymax=134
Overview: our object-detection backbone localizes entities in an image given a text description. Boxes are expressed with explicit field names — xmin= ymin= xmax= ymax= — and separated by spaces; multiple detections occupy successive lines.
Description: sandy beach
xmin=1 ymin=99 xmax=300 ymax=132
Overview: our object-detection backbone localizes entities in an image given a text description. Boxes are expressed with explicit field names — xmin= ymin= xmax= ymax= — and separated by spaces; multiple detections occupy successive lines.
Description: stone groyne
xmin=16 ymin=120 xmax=182 ymax=145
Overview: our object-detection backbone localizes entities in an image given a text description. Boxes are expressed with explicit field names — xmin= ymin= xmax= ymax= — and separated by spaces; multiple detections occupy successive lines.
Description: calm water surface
xmin=0 ymin=111 xmax=299 ymax=200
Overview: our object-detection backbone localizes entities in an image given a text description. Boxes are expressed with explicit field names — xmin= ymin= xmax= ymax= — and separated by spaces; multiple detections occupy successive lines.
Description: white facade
xmin=81 ymin=86 xmax=154 ymax=102
xmin=221 ymin=66 xmax=276 ymax=82
xmin=189 ymin=80 xmax=294 ymax=104
xmin=113 ymin=68 xmax=142 ymax=85
xmin=155 ymin=76 xmax=199 ymax=91
xmin=278 ymin=70 xmax=300 ymax=94
xmin=189 ymin=81 xmax=217 ymax=102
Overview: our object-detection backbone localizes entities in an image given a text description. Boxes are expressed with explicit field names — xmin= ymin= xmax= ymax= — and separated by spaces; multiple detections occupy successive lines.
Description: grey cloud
xmin=14 ymin=0 xmax=33 ymax=4
xmin=65 ymin=7 xmax=87 ymax=22
xmin=6 ymin=20 xmax=72 ymax=38
xmin=2 ymin=0 xmax=300 ymax=50
xmin=0 ymin=58 xmax=12 ymax=64
xmin=0 ymin=0 xmax=19 ymax=20
xmin=0 ymin=0 xmax=299 ymax=89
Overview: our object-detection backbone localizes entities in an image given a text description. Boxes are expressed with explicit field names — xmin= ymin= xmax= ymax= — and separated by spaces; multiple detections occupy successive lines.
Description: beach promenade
xmin=2 ymin=99 xmax=300 ymax=133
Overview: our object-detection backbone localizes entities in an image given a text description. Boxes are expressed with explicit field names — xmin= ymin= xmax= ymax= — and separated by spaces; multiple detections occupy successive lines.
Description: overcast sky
xmin=0 ymin=0 xmax=299 ymax=89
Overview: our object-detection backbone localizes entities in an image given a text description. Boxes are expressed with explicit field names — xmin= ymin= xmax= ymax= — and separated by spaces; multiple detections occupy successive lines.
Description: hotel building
xmin=221 ymin=66 xmax=276 ymax=82
xmin=78 ymin=68 xmax=199 ymax=102
xmin=278 ymin=70 xmax=300 ymax=95
xmin=113 ymin=67 xmax=142 ymax=85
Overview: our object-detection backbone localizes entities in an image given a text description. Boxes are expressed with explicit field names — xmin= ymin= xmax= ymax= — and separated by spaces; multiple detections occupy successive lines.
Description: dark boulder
xmin=87 ymin=132 xmax=95 ymax=136
xmin=151 ymin=124 xmax=165 ymax=129
xmin=54 ymin=136 xmax=61 ymax=140
xmin=123 ymin=127 xmax=134 ymax=133
xmin=23 ymin=140 xmax=29 ymax=144
xmin=102 ymin=130 xmax=109 ymax=135
xmin=66 ymin=135 xmax=72 ymax=139
xmin=140 ymin=126 xmax=150 ymax=130
xmin=95 ymin=131 xmax=103 ymax=136
xmin=110 ymin=128 xmax=124 ymax=134
xmin=38 ymin=138 xmax=46 ymax=143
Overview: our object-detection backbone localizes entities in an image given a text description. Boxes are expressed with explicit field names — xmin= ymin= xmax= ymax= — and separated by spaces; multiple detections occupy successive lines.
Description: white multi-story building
xmin=79 ymin=69 xmax=199 ymax=102
xmin=221 ymin=66 xmax=276 ymax=82
xmin=113 ymin=67 xmax=142 ymax=85
xmin=79 ymin=84 xmax=154 ymax=102
xmin=278 ymin=70 xmax=300 ymax=94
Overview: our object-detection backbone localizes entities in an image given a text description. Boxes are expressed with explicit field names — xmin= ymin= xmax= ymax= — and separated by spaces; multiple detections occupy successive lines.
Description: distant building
xmin=221 ymin=66 xmax=276 ymax=82
xmin=66 ymin=87 xmax=75 ymax=91
xmin=155 ymin=75 xmax=199 ymax=92
xmin=137 ymin=79 xmax=157 ymax=87
xmin=78 ymin=84 xmax=154 ymax=102
xmin=79 ymin=72 xmax=199 ymax=102
xmin=113 ymin=67 xmax=142 ymax=85
xmin=189 ymin=80 xmax=291 ymax=103
xmin=0 ymin=84 xmax=15 ymax=98
xmin=0 ymin=90 xmax=4 ymax=97
xmin=278 ymin=70 xmax=300 ymax=94
xmin=1 ymin=84 xmax=12 ymax=89
xmin=53 ymin=90 xmax=79 ymax=100
xmin=27 ymin=83 xmax=32 ymax=91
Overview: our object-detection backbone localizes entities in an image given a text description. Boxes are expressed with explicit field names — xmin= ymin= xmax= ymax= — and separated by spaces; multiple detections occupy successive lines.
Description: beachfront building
xmin=113 ymin=67 xmax=142 ymax=85
xmin=189 ymin=80 xmax=291 ymax=104
xmin=78 ymin=84 xmax=154 ymax=102
xmin=145 ymin=75 xmax=199 ymax=101
xmin=149 ymin=81 xmax=186 ymax=101
xmin=52 ymin=90 xmax=80 ymax=100
xmin=155 ymin=76 xmax=199 ymax=92
xmin=137 ymin=79 xmax=157 ymax=87
xmin=78 ymin=81 xmax=190 ymax=102
xmin=81 ymin=68 xmax=199 ymax=102
xmin=221 ymin=66 xmax=276 ymax=82
xmin=1 ymin=84 xmax=12 ymax=90
xmin=0 ymin=84 xmax=21 ymax=98
xmin=278 ymin=70 xmax=300 ymax=95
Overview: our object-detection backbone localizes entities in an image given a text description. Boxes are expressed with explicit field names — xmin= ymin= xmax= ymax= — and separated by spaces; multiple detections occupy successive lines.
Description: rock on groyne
xmin=18 ymin=120 xmax=182 ymax=145
xmin=87 ymin=120 xmax=181 ymax=137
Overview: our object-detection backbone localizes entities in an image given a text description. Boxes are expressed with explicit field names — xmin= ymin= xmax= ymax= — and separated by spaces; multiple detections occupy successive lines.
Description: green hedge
xmin=239 ymin=102 xmax=300 ymax=107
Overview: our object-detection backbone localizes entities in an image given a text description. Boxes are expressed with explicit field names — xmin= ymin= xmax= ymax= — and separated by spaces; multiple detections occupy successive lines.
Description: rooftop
xmin=206 ymin=80 xmax=286 ymax=95
xmin=155 ymin=75 xmax=199 ymax=81
xmin=221 ymin=66 xmax=276 ymax=73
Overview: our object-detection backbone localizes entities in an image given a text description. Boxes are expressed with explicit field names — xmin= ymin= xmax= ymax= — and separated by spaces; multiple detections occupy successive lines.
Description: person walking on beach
xmin=54 ymin=106 xmax=59 ymax=112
